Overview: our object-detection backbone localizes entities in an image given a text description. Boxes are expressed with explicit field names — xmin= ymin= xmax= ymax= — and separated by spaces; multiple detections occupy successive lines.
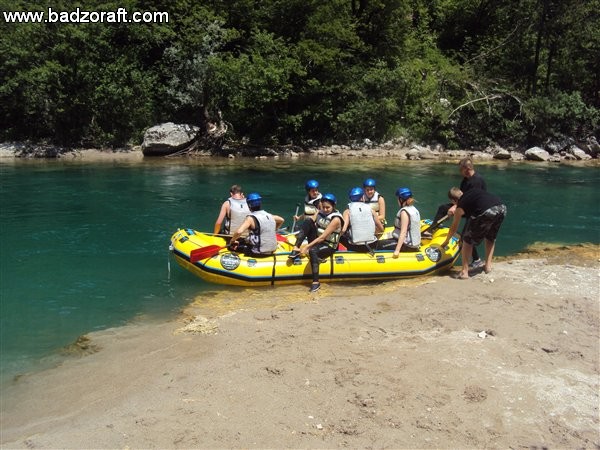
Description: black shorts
xmin=463 ymin=205 xmax=507 ymax=245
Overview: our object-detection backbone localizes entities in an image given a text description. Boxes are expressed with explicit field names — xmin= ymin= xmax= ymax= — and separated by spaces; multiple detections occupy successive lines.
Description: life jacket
xmin=248 ymin=210 xmax=277 ymax=254
xmin=315 ymin=210 xmax=344 ymax=249
xmin=392 ymin=205 xmax=421 ymax=249
xmin=362 ymin=191 xmax=381 ymax=213
xmin=304 ymin=193 xmax=322 ymax=215
xmin=225 ymin=197 xmax=249 ymax=235
xmin=347 ymin=202 xmax=377 ymax=244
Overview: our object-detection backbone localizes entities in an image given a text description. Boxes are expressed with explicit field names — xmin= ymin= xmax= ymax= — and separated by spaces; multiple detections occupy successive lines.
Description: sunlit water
xmin=1 ymin=158 xmax=598 ymax=383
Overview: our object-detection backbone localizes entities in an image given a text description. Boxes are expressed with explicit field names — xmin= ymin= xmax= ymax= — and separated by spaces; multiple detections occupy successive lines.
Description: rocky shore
xmin=1 ymin=132 xmax=599 ymax=164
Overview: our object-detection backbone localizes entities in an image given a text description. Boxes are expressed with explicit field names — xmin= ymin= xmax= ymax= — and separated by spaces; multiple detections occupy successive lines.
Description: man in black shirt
xmin=441 ymin=187 xmax=507 ymax=279
xmin=433 ymin=157 xmax=487 ymax=267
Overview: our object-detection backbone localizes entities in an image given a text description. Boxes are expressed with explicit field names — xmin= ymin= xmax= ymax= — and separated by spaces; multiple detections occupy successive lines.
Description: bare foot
xmin=456 ymin=272 xmax=469 ymax=280
xmin=484 ymin=265 xmax=492 ymax=274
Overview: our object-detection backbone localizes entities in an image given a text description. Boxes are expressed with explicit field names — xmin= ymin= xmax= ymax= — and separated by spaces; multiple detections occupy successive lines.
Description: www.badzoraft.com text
xmin=2 ymin=8 xmax=169 ymax=24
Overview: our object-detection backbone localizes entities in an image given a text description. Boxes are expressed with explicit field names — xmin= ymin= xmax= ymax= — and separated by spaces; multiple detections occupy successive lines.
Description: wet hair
xmin=458 ymin=157 xmax=474 ymax=170
xmin=229 ymin=184 xmax=242 ymax=194
xmin=448 ymin=187 xmax=463 ymax=202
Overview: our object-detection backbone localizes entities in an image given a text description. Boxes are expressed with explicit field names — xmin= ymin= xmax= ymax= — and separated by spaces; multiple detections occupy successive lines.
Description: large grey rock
xmin=586 ymin=136 xmax=600 ymax=157
xmin=486 ymin=144 xmax=511 ymax=160
xmin=525 ymin=146 xmax=551 ymax=161
xmin=567 ymin=145 xmax=592 ymax=160
xmin=142 ymin=123 xmax=200 ymax=156
xmin=406 ymin=148 xmax=421 ymax=160
xmin=417 ymin=147 xmax=439 ymax=160
xmin=492 ymin=147 xmax=511 ymax=160
xmin=545 ymin=137 xmax=573 ymax=154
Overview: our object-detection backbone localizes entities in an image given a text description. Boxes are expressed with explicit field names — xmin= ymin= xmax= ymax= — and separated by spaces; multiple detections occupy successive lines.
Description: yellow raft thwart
xmin=170 ymin=221 xmax=460 ymax=287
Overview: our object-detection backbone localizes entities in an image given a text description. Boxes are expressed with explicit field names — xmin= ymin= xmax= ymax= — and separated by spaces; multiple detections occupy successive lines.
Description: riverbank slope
xmin=1 ymin=245 xmax=598 ymax=449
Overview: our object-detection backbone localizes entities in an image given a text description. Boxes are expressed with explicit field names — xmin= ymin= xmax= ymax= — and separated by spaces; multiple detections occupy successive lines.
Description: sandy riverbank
xmin=1 ymin=245 xmax=599 ymax=449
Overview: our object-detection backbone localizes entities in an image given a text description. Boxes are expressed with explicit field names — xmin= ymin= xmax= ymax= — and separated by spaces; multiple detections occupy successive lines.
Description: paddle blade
xmin=190 ymin=245 xmax=224 ymax=263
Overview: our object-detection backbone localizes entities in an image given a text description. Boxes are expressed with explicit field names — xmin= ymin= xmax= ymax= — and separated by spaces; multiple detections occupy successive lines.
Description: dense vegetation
xmin=1 ymin=0 xmax=598 ymax=149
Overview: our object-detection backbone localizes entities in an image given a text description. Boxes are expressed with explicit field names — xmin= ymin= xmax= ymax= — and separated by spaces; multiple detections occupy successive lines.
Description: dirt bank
xmin=1 ymin=245 xmax=598 ymax=449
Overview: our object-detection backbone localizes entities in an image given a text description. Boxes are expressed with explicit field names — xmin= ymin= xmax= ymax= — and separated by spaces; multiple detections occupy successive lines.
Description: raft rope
xmin=168 ymin=244 xmax=173 ymax=278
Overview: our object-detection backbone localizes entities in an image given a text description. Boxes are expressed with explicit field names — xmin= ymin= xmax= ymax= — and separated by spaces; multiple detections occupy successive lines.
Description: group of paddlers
xmin=213 ymin=157 xmax=507 ymax=292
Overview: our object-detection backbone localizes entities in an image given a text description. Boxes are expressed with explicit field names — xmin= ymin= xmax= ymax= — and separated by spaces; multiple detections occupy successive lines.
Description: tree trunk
xmin=531 ymin=0 xmax=549 ymax=96
xmin=544 ymin=40 xmax=556 ymax=94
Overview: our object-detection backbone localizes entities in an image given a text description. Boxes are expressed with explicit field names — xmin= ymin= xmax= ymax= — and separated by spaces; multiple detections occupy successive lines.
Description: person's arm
xmin=341 ymin=209 xmax=350 ymax=234
xmin=441 ymin=208 xmax=464 ymax=247
xmin=378 ymin=196 xmax=386 ymax=222
xmin=273 ymin=215 xmax=285 ymax=230
xmin=230 ymin=216 xmax=254 ymax=244
xmin=393 ymin=210 xmax=409 ymax=257
xmin=372 ymin=209 xmax=384 ymax=233
xmin=213 ymin=201 xmax=229 ymax=234
xmin=301 ymin=217 xmax=341 ymax=253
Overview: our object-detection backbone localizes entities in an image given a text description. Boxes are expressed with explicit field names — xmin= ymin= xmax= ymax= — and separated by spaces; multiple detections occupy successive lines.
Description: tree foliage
xmin=1 ymin=0 xmax=597 ymax=148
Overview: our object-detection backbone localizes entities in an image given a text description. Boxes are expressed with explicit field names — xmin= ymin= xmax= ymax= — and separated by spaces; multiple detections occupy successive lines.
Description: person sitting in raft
xmin=293 ymin=179 xmax=323 ymax=229
xmin=213 ymin=184 xmax=249 ymax=236
xmin=340 ymin=187 xmax=384 ymax=252
xmin=229 ymin=192 xmax=284 ymax=257
xmin=361 ymin=178 xmax=386 ymax=225
xmin=288 ymin=193 xmax=344 ymax=293
xmin=376 ymin=187 xmax=421 ymax=257
xmin=440 ymin=187 xmax=507 ymax=279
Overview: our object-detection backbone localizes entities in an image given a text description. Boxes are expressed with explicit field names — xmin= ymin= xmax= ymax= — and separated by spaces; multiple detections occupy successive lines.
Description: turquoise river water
xmin=1 ymin=158 xmax=598 ymax=384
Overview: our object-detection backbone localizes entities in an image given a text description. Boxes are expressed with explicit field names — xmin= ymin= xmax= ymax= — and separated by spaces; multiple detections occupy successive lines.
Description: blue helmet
xmin=246 ymin=192 xmax=262 ymax=209
xmin=305 ymin=179 xmax=319 ymax=191
xmin=348 ymin=187 xmax=364 ymax=202
xmin=321 ymin=193 xmax=337 ymax=205
xmin=363 ymin=178 xmax=376 ymax=188
xmin=395 ymin=187 xmax=413 ymax=201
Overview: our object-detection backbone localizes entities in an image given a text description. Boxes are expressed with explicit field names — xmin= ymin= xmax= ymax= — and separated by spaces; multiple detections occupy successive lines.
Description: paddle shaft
xmin=291 ymin=203 xmax=300 ymax=232
xmin=422 ymin=214 xmax=449 ymax=234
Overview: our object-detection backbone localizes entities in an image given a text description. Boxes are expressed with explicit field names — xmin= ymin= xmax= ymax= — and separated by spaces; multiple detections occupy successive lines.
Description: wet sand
xmin=1 ymin=245 xmax=598 ymax=449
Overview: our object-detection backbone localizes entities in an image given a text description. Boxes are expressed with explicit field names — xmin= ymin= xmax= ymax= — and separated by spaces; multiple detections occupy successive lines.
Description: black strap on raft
xmin=271 ymin=255 xmax=277 ymax=286
xmin=329 ymin=255 xmax=334 ymax=279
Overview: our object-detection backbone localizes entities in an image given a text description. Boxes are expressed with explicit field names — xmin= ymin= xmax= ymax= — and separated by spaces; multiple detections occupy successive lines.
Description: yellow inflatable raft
xmin=169 ymin=220 xmax=460 ymax=287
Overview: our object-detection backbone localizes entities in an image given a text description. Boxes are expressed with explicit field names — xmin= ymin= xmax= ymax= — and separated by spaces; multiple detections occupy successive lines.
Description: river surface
xmin=1 ymin=158 xmax=598 ymax=383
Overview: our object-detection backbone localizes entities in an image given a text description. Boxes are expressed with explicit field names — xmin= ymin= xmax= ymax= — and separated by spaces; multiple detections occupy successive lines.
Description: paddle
xmin=291 ymin=203 xmax=301 ymax=232
xmin=190 ymin=245 xmax=225 ymax=263
xmin=422 ymin=214 xmax=449 ymax=234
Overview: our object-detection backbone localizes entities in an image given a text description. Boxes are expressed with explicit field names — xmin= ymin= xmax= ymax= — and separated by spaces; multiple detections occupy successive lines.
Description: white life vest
xmin=362 ymin=191 xmax=381 ymax=213
xmin=226 ymin=197 xmax=249 ymax=234
xmin=248 ymin=210 xmax=277 ymax=254
xmin=304 ymin=193 xmax=322 ymax=215
xmin=315 ymin=210 xmax=344 ymax=249
xmin=392 ymin=205 xmax=421 ymax=248
xmin=347 ymin=202 xmax=377 ymax=244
